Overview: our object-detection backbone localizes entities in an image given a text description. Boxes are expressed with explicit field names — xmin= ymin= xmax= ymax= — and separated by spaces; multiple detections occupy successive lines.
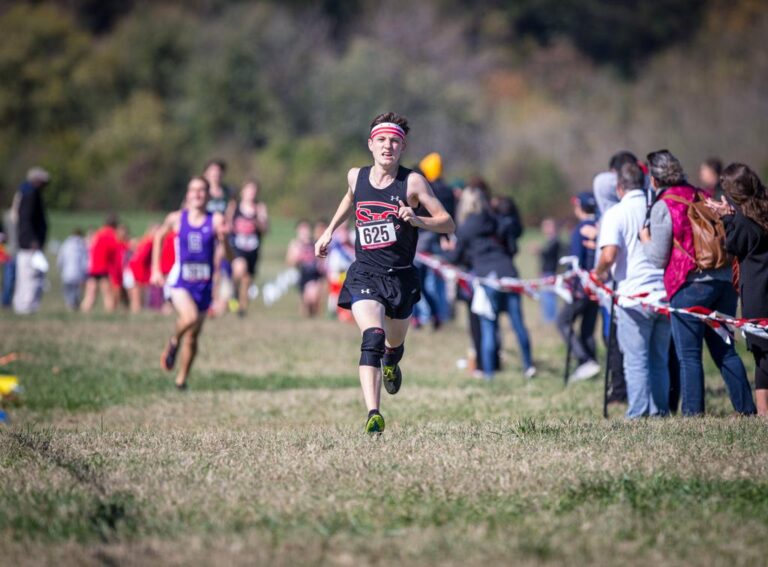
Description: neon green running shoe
xmin=382 ymin=364 xmax=402 ymax=395
xmin=365 ymin=412 xmax=385 ymax=433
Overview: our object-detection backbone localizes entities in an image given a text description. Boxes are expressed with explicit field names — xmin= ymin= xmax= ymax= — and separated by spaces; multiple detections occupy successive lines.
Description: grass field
xmin=1 ymin=211 xmax=766 ymax=566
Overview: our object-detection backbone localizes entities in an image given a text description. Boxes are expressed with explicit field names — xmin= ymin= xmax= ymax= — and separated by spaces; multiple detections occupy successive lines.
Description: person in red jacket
xmin=125 ymin=225 xmax=157 ymax=313
xmin=81 ymin=214 xmax=120 ymax=313
xmin=110 ymin=224 xmax=130 ymax=306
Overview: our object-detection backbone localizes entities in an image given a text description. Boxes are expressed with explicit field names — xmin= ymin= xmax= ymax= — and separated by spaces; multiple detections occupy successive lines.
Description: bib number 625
xmin=358 ymin=221 xmax=397 ymax=250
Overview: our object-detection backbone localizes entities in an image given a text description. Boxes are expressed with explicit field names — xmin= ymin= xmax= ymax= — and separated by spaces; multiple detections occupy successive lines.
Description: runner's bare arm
xmin=151 ymin=211 xmax=180 ymax=285
xmin=256 ymin=202 xmax=270 ymax=234
xmin=225 ymin=199 xmax=237 ymax=228
xmin=315 ymin=168 xmax=358 ymax=258
xmin=399 ymin=173 xmax=455 ymax=233
xmin=213 ymin=212 xmax=234 ymax=262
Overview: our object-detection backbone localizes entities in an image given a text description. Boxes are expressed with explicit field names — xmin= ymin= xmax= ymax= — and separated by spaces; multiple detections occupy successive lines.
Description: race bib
xmin=181 ymin=263 xmax=211 ymax=282
xmin=358 ymin=220 xmax=397 ymax=250
xmin=234 ymin=233 xmax=260 ymax=251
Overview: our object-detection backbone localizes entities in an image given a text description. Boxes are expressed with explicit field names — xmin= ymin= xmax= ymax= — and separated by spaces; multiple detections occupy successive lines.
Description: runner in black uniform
xmin=231 ymin=179 xmax=268 ymax=317
xmin=315 ymin=112 xmax=455 ymax=432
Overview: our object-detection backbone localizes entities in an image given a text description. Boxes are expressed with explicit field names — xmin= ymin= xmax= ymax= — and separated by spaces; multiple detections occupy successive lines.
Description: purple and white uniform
xmin=167 ymin=210 xmax=216 ymax=311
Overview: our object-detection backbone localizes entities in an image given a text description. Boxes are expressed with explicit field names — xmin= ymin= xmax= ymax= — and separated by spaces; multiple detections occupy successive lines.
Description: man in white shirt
xmin=595 ymin=161 xmax=670 ymax=418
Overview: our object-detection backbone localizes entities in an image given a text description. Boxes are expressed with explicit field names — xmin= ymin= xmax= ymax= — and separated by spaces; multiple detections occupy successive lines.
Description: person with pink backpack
xmin=639 ymin=149 xmax=755 ymax=416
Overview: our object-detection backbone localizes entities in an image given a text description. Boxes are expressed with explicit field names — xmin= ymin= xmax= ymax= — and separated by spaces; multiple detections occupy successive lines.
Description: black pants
xmin=606 ymin=327 xmax=627 ymax=403
xmin=668 ymin=339 xmax=681 ymax=413
xmin=557 ymin=297 xmax=599 ymax=364
xmin=750 ymin=337 xmax=768 ymax=390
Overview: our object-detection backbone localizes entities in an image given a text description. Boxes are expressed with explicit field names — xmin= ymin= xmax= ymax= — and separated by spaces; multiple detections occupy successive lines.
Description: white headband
xmin=370 ymin=122 xmax=406 ymax=141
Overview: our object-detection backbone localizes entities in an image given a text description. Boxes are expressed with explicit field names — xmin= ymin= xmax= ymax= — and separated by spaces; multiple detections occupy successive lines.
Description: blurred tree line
xmin=1 ymin=0 xmax=766 ymax=222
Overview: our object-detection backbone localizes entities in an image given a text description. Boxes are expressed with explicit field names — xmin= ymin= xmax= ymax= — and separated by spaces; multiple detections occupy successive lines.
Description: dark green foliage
xmin=499 ymin=0 xmax=708 ymax=75
xmin=0 ymin=0 xmax=758 ymax=221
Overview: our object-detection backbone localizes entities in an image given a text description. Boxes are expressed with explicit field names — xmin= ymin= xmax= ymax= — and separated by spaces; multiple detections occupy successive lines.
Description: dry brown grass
xmin=2 ymin=222 xmax=767 ymax=566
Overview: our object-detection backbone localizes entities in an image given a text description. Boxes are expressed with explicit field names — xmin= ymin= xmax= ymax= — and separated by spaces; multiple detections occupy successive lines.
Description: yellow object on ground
xmin=0 ymin=375 xmax=20 ymax=397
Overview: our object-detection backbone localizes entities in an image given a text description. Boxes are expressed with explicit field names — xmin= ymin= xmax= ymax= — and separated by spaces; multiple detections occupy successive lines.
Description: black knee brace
xmin=383 ymin=343 xmax=404 ymax=367
xmin=360 ymin=327 xmax=386 ymax=367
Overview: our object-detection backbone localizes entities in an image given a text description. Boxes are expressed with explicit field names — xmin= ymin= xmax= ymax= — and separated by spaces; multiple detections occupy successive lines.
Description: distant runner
xmin=230 ymin=179 xmax=269 ymax=317
xmin=151 ymin=176 xmax=233 ymax=389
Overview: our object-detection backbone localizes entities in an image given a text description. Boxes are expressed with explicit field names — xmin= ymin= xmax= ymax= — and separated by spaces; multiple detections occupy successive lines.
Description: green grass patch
xmin=6 ymin=359 xmax=360 ymax=412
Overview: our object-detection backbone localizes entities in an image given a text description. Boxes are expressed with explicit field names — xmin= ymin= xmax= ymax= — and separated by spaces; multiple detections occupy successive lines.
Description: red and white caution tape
xmin=416 ymin=252 xmax=576 ymax=302
xmin=416 ymin=252 xmax=768 ymax=342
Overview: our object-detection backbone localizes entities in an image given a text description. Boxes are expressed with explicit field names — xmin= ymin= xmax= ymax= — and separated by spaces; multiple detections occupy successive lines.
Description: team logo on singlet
xmin=188 ymin=232 xmax=203 ymax=253
xmin=355 ymin=201 xmax=399 ymax=225
xmin=356 ymin=202 xmax=401 ymax=250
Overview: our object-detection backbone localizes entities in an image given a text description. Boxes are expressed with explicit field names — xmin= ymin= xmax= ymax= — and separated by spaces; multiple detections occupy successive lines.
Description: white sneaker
xmin=568 ymin=360 xmax=601 ymax=383
xmin=524 ymin=366 xmax=537 ymax=379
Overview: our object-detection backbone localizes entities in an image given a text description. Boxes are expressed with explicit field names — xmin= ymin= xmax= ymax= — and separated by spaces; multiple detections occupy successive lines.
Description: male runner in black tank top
xmin=315 ymin=112 xmax=455 ymax=433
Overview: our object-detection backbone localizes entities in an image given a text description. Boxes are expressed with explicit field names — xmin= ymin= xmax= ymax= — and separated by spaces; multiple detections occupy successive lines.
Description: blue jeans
xmin=617 ymin=306 xmax=670 ymax=418
xmin=670 ymin=280 xmax=756 ymax=416
xmin=539 ymin=272 xmax=558 ymax=323
xmin=2 ymin=257 xmax=16 ymax=307
xmin=480 ymin=286 xmax=533 ymax=377
xmin=414 ymin=263 xmax=448 ymax=324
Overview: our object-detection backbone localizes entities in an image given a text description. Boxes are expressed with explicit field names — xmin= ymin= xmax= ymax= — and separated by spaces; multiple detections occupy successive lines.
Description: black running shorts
xmin=234 ymin=248 xmax=259 ymax=276
xmin=338 ymin=262 xmax=421 ymax=320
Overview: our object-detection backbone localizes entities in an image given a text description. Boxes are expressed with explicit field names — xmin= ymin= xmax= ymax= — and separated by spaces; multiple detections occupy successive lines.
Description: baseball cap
xmin=572 ymin=191 xmax=597 ymax=213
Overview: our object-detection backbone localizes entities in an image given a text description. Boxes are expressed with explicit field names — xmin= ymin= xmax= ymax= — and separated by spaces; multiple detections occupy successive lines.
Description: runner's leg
xmin=352 ymin=299 xmax=386 ymax=412
xmin=382 ymin=316 xmax=409 ymax=393
xmin=168 ymin=288 xmax=204 ymax=387
xmin=232 ymin=257 xmax=249 ymax=313
xmin=177 ymin=315 xmax=205 ymax=387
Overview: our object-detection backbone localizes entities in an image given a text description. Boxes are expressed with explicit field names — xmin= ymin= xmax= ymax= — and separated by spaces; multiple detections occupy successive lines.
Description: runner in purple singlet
xmin=151 ymin=176 xmax=233 ymax=390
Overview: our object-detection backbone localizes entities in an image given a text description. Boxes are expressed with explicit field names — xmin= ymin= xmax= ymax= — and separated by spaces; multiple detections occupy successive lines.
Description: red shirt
xmin=110 ymin=239 xmax=130 ymax=287
xmin=128 ymin=236 xmax=154 ymax=285
xmin=160 ymin=230 xmax=176 ymax=275
xmin=88 ymin=226 xmax=119 ymax=276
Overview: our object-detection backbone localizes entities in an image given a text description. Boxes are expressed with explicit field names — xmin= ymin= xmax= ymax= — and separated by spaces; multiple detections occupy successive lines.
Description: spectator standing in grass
xmin=57 ymin=227 xmax=88 ymax=310
xmin=538 ymin=217 xmax=561 ymax=324
xmin=13 ymin=167 xmax=50 ymax=315
xmin=595 ymin=162 xmax=669 ymax=418
xmin=558 ymin=192 xmax=601 ymax=383
xmin=709 ymin=163 xmax=768 ymax=415
xmin=640 ymin=149 xmax=755 ymax=416
xmin=442 ymin=185 xmax=535 ymax=380
xmin=81 ymin=214 xmax=120 ymax=313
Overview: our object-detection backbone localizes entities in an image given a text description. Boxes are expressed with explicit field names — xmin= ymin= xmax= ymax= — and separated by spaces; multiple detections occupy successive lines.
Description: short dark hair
xmin=189 ymin=175 xmax=210 ymax=192
xmin=617 ymin=162 xmax=645 ymax=192
xmin=204 ymin=158 xmax=227 ymax=172
xmin=609 ymin=151 xmax=638 ymax=171
xmin=370 ymin=112 xmax=410 ymax=135
xmin=702 ymin=157 xmax=723 ymax=176
xmin=105 ymin=213 xmax=119 ymax=228
xmin=647 ymin=149 xmax=686 ymax=188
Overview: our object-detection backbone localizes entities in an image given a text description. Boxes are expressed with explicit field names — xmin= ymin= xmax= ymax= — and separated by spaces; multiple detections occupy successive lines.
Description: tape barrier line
xmin=416 ymin=252 xmax=768 ymax=342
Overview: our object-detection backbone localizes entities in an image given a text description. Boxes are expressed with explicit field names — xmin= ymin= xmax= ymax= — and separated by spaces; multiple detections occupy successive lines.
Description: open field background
xmin=1 ymin=212 xmax=766 ymax=566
